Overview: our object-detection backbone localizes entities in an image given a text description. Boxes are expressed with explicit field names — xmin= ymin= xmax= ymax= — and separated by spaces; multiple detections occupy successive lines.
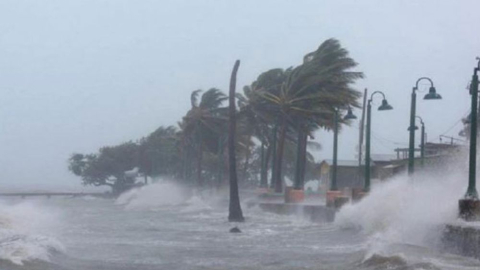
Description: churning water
xmin=1 ymin=179 xmax=480 ymax=270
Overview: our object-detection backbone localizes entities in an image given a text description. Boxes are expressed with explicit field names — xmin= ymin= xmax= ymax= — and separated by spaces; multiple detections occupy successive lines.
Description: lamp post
xmin=326 ymin=107 xmax=356 ymax=207
xmin=416 ymin=116 xmax=425 ymax=167
xmin=408 ymin=78 xmax=441 ymax=175
xmin=459 ymin=58 xmax=480 ymax=221
xmin=331 ymin=107 xmax=357 ymax=191
xmin=407 ymin=116 xmax=425 ymax=167
xmin=364 ymin=91 xmax=393 ymax=192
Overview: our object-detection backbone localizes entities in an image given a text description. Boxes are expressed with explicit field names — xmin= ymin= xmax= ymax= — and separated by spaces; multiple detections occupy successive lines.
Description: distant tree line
xmin=68 ymin=38 xmax=363 ymax=195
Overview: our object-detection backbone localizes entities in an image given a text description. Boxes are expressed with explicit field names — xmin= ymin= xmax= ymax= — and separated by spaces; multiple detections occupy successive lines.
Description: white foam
xmin=116 ymin=181 xmax=188 ymax=210
xmin=0 ymin=200 xmax=64 ymax=265
xmin=336 ymin=170 xmax=466 ymax=248
xmin=180 ymin=196 xmax=212 ymax=213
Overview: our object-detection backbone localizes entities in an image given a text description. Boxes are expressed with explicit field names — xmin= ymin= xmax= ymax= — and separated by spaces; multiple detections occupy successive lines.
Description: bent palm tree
xmin=257 ymin=38 xmax=363 ymax=193
xmin=228 ymin=60 xmax=244 ymax=222
xmin=240 ymin=68 xmax=291 ymax=188
xmin=180 ymin=88 xmax=228 ymax=186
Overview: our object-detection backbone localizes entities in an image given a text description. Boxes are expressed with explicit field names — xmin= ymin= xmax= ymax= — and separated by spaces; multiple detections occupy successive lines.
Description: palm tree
xmin=237 ymin=88 xmax=269 ymax=186
xmin=239 ymin=68 xmax=291 ymax=189
xmin=256 ymin=38 xmax=363 ymax=193
xmin=228 ymin=60 xmax=244 ymax=222
xmin=180 ymin=88 xmax=228 ymax=186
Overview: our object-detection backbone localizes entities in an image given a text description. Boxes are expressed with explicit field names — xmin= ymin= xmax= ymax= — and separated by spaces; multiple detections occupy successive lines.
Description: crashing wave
xmin=0 ymin=200 xmax=64 ymax=265
xmin=335 ymin=172 xmax=463 ymax=247
xmin=115 ymin=182 xmax=189 ymax=210
xmin=180 ymin=195 xmax=212 ymax=213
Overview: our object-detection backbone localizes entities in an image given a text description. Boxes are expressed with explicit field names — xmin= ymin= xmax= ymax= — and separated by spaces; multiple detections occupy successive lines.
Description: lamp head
xmin=464 ymin=113 xmax=471 ymax=124
xmin=343 ymin=107 xmax=357 ymax=120
xmin=407 ymin=126 xmax=419 ymax=131
xmin=424 ymin=86 xmax=442 ymax=100
xmin=378 ymin=99 xmax=393 ymax=111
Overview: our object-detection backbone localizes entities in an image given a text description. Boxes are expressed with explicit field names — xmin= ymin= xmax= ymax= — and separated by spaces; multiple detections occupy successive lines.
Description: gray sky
xmin=0 ymin=0 xmax=479 ymax=190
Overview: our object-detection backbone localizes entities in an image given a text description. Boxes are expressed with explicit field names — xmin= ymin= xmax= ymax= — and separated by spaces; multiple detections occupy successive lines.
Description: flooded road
xmin=0 ymin=181 xmax=479 ymax=270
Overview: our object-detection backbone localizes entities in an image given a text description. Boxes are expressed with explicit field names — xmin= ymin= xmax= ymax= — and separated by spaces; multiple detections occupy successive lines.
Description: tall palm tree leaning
xmin=228 ymin=60 xmax=245 ymax=222
xmin=257 ymin=38 xmax=363 ymax=193
xmin=180 ymin=88 xmax=228 ymax=186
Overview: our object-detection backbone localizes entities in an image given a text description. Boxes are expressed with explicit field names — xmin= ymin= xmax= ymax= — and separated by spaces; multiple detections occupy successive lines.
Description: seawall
xmin=442 ymin=222 xmax=480 ymax=259
xmin=258 ymin=202 xmax=336 ymax=223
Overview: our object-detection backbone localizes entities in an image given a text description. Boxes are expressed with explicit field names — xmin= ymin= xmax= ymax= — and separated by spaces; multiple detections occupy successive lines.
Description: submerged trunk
xmin=228 ymin=60 xmax=244 ymax=222
xmin=273 ymin=115 xmax=287 ymax=193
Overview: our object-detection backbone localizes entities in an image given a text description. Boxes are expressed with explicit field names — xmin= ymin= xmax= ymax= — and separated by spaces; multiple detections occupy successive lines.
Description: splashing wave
xmin=0 ymin=200 xmax=64 ymax=265
xmin=116 ymin=182 xmax=189 ymax=210
xmin=336 ymin=172 xmax=465 ymax=246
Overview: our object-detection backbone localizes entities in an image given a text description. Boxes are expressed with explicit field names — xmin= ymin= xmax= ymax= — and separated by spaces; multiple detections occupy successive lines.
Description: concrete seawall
xmin=442 ymin=222 xmax=480 ymax=259
xmin=259 ymin=202 xmax=336 ymax=223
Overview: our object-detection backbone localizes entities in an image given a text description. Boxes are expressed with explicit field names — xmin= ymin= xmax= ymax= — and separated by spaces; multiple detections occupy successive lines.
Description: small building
xmin=318 ymin=160 xmax=374 ymax=191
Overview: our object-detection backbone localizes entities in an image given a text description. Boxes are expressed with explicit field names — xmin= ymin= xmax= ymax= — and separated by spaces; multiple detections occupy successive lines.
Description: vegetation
xmin=228 ymin=60 xmax=244 ymax=222
xmin=68 ymin=38 xmax=363 ymax=197
xmin=68 ymin=142 xmax=142 ymax=195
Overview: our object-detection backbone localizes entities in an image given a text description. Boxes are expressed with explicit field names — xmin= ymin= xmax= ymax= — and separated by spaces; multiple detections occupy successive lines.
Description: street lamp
xmin=364 ymin=91 xmax=393 ymax=192
xmin=331 ymin=107 xmax=357 ymax=191
xmin=459 ymin=57 xmax=480 ymax=221
xmin=408 ymin=77 xmax=441 ymax=175
xmin=417 ymin=116 xmax=426 ymax=168
xmin=409 ymin=116 xmax=426 ymax=167
xmin=466 ymin=58 xmax=480 ymax=199
xmin=326 ymin=107 xmax=357 ymax=207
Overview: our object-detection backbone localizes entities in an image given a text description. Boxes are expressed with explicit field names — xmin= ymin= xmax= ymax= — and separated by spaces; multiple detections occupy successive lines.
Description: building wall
xmin=320 ymin=164 xmax=376 ymax=191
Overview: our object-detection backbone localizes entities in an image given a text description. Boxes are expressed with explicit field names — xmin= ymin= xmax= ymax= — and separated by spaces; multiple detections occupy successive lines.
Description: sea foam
xmin=336 ymin=171 xmax=465 ymax=248
xmin=116 ymin=181 xmax=189 ymax=210
xmin=0 ymin=200 xmax=64 ymax=265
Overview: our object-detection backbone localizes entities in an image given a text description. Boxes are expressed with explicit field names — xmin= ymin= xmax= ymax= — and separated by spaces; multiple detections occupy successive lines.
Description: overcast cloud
xmin=0 ymin=0 xmax=479 ymax=190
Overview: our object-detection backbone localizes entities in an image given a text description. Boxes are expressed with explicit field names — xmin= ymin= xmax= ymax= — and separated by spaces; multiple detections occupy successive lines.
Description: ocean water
xmin=1 ymin=179 xmax=480 ymax=270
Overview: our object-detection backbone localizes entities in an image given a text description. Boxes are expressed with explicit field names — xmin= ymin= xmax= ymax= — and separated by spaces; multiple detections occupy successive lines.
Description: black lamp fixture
xmin=343 ymin=106 xmax=357 ymax=120
xmin=424 ymin=86 xmax=442 ymax=100
xmin=378 ymin=99 xmax=393 ymax=111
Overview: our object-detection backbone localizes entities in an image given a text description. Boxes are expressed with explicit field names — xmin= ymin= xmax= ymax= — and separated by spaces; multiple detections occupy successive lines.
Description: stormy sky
xmin=0 ymin=0 xmax=479 ymax=190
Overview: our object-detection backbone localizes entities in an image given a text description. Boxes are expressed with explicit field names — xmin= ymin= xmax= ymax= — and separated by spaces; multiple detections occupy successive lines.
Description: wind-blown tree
xmin=228 ymin=60 xmax=244 ymax=222
xmin=238 ymin=68 xmax=291 ymax=188
xmin=138 ymin=126 xmax=180 ymax=180
xmin=68 ymin=141 xmax=142 ymax=195
xmin=237 ymin=92 xmax=269 ymax=186
xmin=180 ymin=88 xmax=228 ymax=186
xmin=256 ymin=39 xmax=363 ymax=193
xmin=235 ymin=93 xmax=262 ymax=185
xmin=246 ymin=139 xmax=321 ymax=187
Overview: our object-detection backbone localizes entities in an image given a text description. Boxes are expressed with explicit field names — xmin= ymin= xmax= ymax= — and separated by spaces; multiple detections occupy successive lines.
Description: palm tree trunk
xmin=273 ymin=115 xmax=287 ymax=193
xmin=217 ymin=136 xmax=224 ymax=188
xmin=242 ymin=143 xmax=251 ymax=184
xmin=298 ymin=131 xmax=308 ymax=189
xmin=228 ymin=60 xmax=244 ymax=222
xmin=269 ymin=124 xmax=277 ymax=189
xmin=196 ymin=134 xmax=203 ymax=187
xmin=294 ymin=129 xmax=303 ymax=189
xmin=260 ymin=141 xmax=268 ymax=188
xmin=184 ymin=143 xmax=192 ymax=183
